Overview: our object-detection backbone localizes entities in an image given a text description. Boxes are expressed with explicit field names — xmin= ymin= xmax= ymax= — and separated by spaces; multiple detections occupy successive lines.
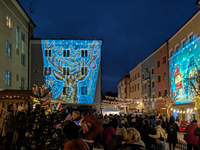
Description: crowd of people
xmin=1 ymin=104 xmax=200 ymax=150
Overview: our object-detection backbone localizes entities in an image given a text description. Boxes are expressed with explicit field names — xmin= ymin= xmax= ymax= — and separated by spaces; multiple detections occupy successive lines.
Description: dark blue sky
xmin=19 ymin=0 xmax=198 ymax=93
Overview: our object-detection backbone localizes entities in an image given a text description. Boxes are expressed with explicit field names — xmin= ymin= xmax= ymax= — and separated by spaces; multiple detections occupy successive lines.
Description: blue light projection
xmin=170 ymin=35 xmax=200 ymax=104
xmin=41 ymin=39 xmax=102 ymax=104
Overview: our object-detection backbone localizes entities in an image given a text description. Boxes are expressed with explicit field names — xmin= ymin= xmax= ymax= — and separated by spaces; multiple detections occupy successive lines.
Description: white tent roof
xmin=102 ymin=104 xmax=120 ymax=112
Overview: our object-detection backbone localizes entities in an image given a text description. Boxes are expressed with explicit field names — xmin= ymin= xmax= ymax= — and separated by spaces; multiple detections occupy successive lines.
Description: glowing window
xmin=189 ymin=56 xmax=194 ymax=68
xmin=183 ymin=60 xmax=187 ymax=70
xmin=21 ymin=77 xmax=25 ymax=90
xmin=81 ymin=87 xmax=87 ymax=95
xmin=6 ymin=70 xmax=11 ymax=86
xmin=6 ymin=15 xmax=12 ymax=29
xmin=6 ymin=41 xmax=11 ymax=57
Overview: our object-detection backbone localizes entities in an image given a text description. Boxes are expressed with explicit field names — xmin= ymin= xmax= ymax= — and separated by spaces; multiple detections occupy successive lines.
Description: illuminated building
xmin=0 ymin=0 xmax=36 ymax=90
xmin=168 ymin=9 xmax=200 ymax=122
xmin=155 ymin=41 xmax=169 ymax=115
xmin=118 ymin=75 xmax=130 ymax=99
xmin=31 ymin=39 xmax=102 ymax=110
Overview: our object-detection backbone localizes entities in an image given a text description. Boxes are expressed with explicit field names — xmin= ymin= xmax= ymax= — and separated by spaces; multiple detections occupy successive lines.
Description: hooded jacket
xmin=4 ymin=109 xmax=17 ymax=133
xmin=140 ymin=124 xmax=156 ymax=146
xmin=149 ymin=125 xmax=165 ymax=140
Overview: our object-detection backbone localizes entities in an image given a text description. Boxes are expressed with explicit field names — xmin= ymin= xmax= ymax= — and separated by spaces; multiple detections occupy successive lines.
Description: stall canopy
xmin=102 ymin=105 xmax=120 ymax=115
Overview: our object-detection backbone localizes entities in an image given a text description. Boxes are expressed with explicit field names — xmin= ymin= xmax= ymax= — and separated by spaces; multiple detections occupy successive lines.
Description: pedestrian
xmin=122 ymin=128 xmax=146 ymax=150
xmin=166 ymin=116 xmax=180 ymax=150
xmin=149 ymin=116 xmax=155 ymax=128
xmin=16 ymin=106 xmax=26 ymax=150
xmin=4 ymin=104 xmax=17 ymax=150
xmin=159 ymin=115 xmax=166 ymax=129
xmin=129 ymin=114 xmax=136 ymax=128
xmin=140 ymin=119 xmax=156 ymax=150
xmin=107 ymin=123 xmax=126 ymax=150
xmin=185 ymin=120 xmax=198 ymax=150
xmin=100 ymin=120 xmax=116 ymax=150
xmin=149 ymin=119 xmax=165 ymax=150
xmin=63 ymin=122 xmax=87 ymax=150
xmin=176 ymin=116 xmax=179 ymax=122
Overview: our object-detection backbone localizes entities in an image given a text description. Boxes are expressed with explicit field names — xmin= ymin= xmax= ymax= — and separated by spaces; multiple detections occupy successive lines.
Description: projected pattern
xmin=170 ymin=36 xmax=200 ymax=104
xmin=41 ymin=39 xmax=102 ymax=103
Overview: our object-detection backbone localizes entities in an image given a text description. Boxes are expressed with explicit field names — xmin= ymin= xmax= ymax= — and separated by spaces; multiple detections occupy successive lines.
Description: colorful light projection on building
xmin=170 ymin=35 xmax=200 ymax=104
xmin=41 ymin=39 xmax=102 ymax=104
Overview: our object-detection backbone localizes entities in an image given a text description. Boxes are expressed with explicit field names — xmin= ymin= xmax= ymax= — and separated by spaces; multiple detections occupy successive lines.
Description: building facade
xmin=129 ymin=63 xmax=142 ymax=100
xmin=141 ymin=53 xmax=157 ymax=109
xmin=118 ymin=75 xmax=130 ymax=99
xmin=0 ymin=0 xmax=36 ymax=90
xmin=155 ymin=42 xmax=169 ymax=115
xmin=168 ymin=9 xmax=200 ymax=122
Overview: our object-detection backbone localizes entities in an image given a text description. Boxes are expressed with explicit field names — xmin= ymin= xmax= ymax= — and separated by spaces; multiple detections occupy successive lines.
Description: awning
xmin=129 ymin=104 xmax=138 ymax=109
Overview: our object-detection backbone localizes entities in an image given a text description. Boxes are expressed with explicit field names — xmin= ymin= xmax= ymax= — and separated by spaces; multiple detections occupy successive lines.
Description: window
xmin=125 ymin=88 xmax=126 ymax=93
xmin=157 ymin=60 xmax=160 ymax=68
xmin=21 ymin=53 xmax=25 ymax=66
xmin=6 ymin=41 xmax=11 ymax=57
xmin=81 ymin=87 xmax=87 ymax=95
xmin=142 ymin=73 xmax=144 ymax=79
xmin=81 ymin=50 xmax=88 ymax=57
xmin=16 ymin=27 xmax=19 ymax=48
xmin=158 ymin=75 xmax=161 ymax=82
xmin=21 ymin=31 xmax=25 ymax=42
xmin=6 ymin=15 xmax=12 ymax=29
xmin=181 ymin=38 xmax=186 ymax=47
xmin=81 ymin=67 xmax=87 ymax=75
xmin=163 ymin=56 xmax=166 ymax=64
xmin=183 ymin=60 xmax=186 ymax=70
xmin=151 ymin=68 xmax=154 ymax=75
xmin=188 ymin=32 xmax=193 ymax=43
xmin=16 ymin=75 xmax=19 ymax=81
xmin=64 ymin=50 xmax=70 ymax=57
xmin=130 ymin=78 xmax=132 ymax=82
xmin=164 ymin=89 xmax=167 ymax=96
xmin=152 ymin=81 xmax=155 ymax=88
xmin=135 ymin=85 xmax=136 ymax=91
xmin=135 ymin=74 xmax=137 ymax=79
xmin=169 ymin=49 xmax=173 ymax=57
xmin=63 ymin=67 xmax=70 ymax=75
xmin=21 ymin=77 xmax=25 ymax=90
xmin=133 ymin=76 xmax=134 ymax=81
xmin=175 ymin=44 xmax=179 ymax=52
xmin=45 ymin=67 xmax=51 ymax=75
xmin=144 ymin=83 xmax=146 ymax=90
xmin=163 ymin=72 xmax=166 ymax=80
xmin=137 ymin=83 xmax=139 ymax=90
xmin=158 ymin=91 xmax=161 ymax=97
xmin=6 ymin=70 xmax=11 ymax=86
xmin=142 ymin=85 xmax=144 ymax=91
xmin=124 ymin=80 xmax=126 ymax=84
xmin=152 ymin=94 xmax=155 ymax=100
xmin=132 ymin=86 xmax=134 ymax=92
xmin=138 ymin=73 xmax=139 ymax=77
xmin=45 ymin=50 xmax=51 ymax=57
xmin=189 ymin=56 xmax=194 ymax=68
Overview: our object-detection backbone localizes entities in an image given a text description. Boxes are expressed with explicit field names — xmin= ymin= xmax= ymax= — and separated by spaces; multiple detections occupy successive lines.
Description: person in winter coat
xmin=100 ymin=120 xmax=116 ymax=150
xmin=193 ymin=124 xmax=200 ymax=150
xmin=107 ymin=123 xmax=127 ymax=150
xmin=159 ymin=115 xmax=166 ymax=129
xmin=186 ymin=120 xmax=198 ymax=150
xmin=149 ymin=119 xmax=166 ymax=150
xmin=140 ymin=119 xmax=156 ymax=150
xmin=63 ymin=122 xmax=87 ymax=150
xmin=4 ymin=104 xmax=17 ymax=150
xmin=16 ymin=106 xmax=26 ymax=150
xmin=122 ymin=128 xmax=146 ymax=150
xmin=166 ymin=116 xmax=180 ymax=150
xmin=149 ymin=116 xmax=155 ymax=128
xmin=129 ymin=114 xmax=136 ymax=128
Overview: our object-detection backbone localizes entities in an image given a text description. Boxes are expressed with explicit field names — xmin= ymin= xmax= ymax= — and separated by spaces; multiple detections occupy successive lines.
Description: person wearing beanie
xmin=166 ymin=116 xmax=179 ymax=150
xmin=185 ymin=120 xmax=198 ymax=150
xmin=100 ymin=120 xmax=116 ymax=150
xmin=140 ymin=119 xmax=156 ymax=150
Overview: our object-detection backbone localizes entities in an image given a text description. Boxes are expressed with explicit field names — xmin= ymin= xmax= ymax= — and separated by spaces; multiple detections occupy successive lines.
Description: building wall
xmin=129 ymin=63 xmax=142 ymax=101
xmin=118 ymin=76 xmax=130 ymax=99
xmin=141 ymin=53 xmax=157 ymax=109
xmin=0 ymin=0 xmax=35 ymax=90
xmin=155 ymin=42 xmax=169 ymax=114
xmin=168 ymin=9 xmax=200 ymax=122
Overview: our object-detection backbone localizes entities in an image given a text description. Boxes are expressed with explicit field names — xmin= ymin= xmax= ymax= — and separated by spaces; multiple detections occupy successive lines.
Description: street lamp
xmin=196 ymin=0 xmax=200 ymax=7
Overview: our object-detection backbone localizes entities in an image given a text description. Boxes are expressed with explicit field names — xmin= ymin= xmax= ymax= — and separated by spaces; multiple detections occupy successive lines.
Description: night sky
xmin=19 ymin=0 xmax=198 ymax=93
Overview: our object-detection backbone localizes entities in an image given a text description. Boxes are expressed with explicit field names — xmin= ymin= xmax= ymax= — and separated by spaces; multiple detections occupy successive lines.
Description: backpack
xmin=169 ymin=123 xmax=176 ymax=134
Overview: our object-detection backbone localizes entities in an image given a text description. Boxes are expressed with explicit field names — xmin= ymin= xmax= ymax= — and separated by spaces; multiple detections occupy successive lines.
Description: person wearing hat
xmin=100 ymin=120 xmax=116 ymax=150
xmin=185 ymin=120 xmax=198 ymax=150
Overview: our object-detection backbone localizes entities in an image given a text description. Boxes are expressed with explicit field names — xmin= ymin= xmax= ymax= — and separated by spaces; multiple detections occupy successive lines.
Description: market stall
xmin=102 ymin=104 xmax=120 ymax=115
